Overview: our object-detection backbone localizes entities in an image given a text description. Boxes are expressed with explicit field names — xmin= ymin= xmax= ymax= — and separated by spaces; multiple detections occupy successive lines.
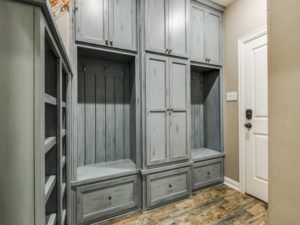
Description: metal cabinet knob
xmin=165 ymin=49 xmax=169 ymax=53
xmin=169 ymin=49 xmax=172 ymax=54
xmin=108 ymin=196 xmax=112 ymax=200
xmin=244 ymin=123 xmax=252 ymax=129
xmin=169 ymin=184 xmax=172 ymax=188
xmin=110 ymin=41 xmax=113 ymax=46
xmin=105 ymin=40 xmax=109 ymax=45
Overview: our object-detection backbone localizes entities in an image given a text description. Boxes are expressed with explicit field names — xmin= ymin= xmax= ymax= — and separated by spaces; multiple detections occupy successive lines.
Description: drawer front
xmin=192 ymin=158 xmax=223 ymax=190
xmin=147 ymin=167 xmax=191 ymax=208
xmin=77 ymin=176 xmax=138 ymax=224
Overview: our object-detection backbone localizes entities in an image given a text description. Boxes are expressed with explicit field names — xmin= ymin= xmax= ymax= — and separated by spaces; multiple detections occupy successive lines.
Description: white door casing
xmin=238 ymin=28 xmax=268 ymax=203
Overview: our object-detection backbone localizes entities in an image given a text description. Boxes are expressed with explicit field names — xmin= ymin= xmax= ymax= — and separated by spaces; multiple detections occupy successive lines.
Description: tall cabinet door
xmin=168 ymin=0 xmax=189 ymax=58
xmin=146 ymin=55 xmax=169 ymax=166
xmin=145 ymin=0 xmax=169 ymax=54
xmin=169 ymin=59 xmax=189 ymax=162
xmin=205 ymin=9 xmax=222 ymax=65
xmin=108 ymin=0 xmax=137 ymax=51
xmin=191 ymin=3 xmax=206 ymax=63
xmin=75 ymin=0 xmax=108 ymax=46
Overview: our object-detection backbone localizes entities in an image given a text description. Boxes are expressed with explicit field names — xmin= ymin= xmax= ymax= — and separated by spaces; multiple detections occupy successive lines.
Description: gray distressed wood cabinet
xmin=145 ymin=0 xmax=189 ymax=58
xmin=76 ymin=0 xmax=137 ymax=51
xmin=145 ymin=54 xmax=190 ymax=166
xmin=191 ymin=0 xmax=222 ymax=65
xmin=0 ymin=0 xmax=225 ymax=224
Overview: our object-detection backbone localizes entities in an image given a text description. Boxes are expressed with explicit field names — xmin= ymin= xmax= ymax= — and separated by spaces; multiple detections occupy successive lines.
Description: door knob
xmin=244 ymin=123 xmax=252 ymax=129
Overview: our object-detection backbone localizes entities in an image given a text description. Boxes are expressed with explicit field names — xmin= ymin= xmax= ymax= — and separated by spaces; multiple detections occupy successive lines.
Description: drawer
xmin=146 ymin=167 xmax=191 ymax=208
xmin=76 ymin=175 xmax=138 ymax=224
xmin=192 ymin=158 xmax=223 ymax=190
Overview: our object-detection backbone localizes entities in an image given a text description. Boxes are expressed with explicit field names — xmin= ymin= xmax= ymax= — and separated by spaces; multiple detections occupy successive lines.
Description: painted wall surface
xmin=223 ymin=0 xmax=267 ymax=181
xmin=55 ymin=10 xmax=71 ymax=57
xmin=268 ymin=0 xmax=300 ymax=224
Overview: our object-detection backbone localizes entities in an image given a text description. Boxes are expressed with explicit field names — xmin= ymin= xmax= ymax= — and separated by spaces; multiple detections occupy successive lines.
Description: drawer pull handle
xmin=108 ymin=196 xmax=112 ymax=200
xmin=169 ymin=184 xmax=172 ymax=188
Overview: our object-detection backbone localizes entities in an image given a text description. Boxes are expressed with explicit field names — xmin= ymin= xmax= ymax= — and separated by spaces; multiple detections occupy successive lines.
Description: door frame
xmin=238 ymin=27 xmax=267 ymax=193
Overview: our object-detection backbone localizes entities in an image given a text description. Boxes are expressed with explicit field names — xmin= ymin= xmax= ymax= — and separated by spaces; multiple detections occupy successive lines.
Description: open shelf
xmin=74 ymin=159 xmax=137 ymax=186
xmin=44 ymin=94 xmax=57 ymax=106
xmin=46 ymin=213 xmax=57 ymax=225
xmin=191 ymin=148 xmax=224 ymax=161
xmin=45 ymin=137 xmax=56 ymax=154
xmin=45 ymin=175 xmax=56 ymax=203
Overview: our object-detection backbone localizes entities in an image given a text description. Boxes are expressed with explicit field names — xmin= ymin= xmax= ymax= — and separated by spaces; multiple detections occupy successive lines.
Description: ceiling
xmin=211 ymin=0 xmax=236 ymax=7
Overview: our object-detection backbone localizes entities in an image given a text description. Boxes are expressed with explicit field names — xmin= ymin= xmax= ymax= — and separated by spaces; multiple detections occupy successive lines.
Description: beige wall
xmin=223 ymin=0 xmax=267 ymax=181
xmin=54 ymin=9 xmax=72 ymax=58
xmin=268 ymin=0 xmax=300 ymax=224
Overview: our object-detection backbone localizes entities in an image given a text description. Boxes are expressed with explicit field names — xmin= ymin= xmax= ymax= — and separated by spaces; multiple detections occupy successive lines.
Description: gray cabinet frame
xmin=191 ymin=0 xmax=223 ymax=66
xmin=145 ymin=54 xmax=190 ymax=167
xmin=144 ymin=0 xmax=189 ymax=58
xmin=75 ymin=0 xmax=137 ymax=51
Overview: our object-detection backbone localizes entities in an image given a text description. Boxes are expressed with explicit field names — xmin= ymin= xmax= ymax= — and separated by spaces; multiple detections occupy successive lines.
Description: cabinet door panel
xmin=206 ymin=9 xmax=221 ymax=65
xmin=109 ymin=0 xmax=137 ymax=51
xmin=170 ymin=112 xmax=188 ymax=161
xmin=191 ymin=3 xmax=206 ymax=63
xmin=169 ymin=59 xmax=189 ymax=161
xmin=147 ymin=113 xmax=169 ymax=165
xmin=76 ymin=0 xmax=108 ymax=46
xmin=146 ymin=55 xmax=169 ymax=166
xmin=168 ymin=0 xmax=188 ymax=57
xmin=170 ymin=60 xmax=188 ymax=110
xmin=145 ymin=0 xmax=168 ymax=54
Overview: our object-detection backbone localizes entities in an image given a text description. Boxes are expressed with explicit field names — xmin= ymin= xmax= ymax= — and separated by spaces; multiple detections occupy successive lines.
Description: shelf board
xmin=61 ymin=209 xmax=67 ymax=225
xmin=44 ymin=94 xmax=57 ymax=106
xmin=61 ymin=156 xmax=66 ymax=168
xmin=46 ymin=213 xmax=57 ymax=225
xmin=45 ymin=175 xmax=56 ymax=203
xmin=61 ymin=129 xmax=66 ymax=138
xmin=61 ymin=182 xmax=66 ymax=198
xmin=45 ymin=137 xmax=56 ymax=154
xmin=191 ymin=148 xmax=224 ymax=162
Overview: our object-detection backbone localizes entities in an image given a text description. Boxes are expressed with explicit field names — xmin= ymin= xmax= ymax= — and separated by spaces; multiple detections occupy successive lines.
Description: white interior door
xmin=241 ymin=31 xmax=268 ymax=202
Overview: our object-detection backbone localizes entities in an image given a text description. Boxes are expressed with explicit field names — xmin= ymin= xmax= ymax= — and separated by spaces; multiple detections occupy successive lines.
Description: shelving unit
xmin=44 ymin=34 xmax=70 ymax=225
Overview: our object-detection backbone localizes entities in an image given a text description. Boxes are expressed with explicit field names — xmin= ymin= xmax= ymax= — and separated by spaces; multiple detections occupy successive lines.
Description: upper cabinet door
xmin=191 ymin=3 xmax=206 ymax=63
xmin=168 ymin=0 xmax=189 ymax=58
xmin=145 ymin=54 xmax=170 ymax=166
xmin=169 ymin=59 xmax=189 ymax=162
xmin=76 ymin=0 xmax=108 ymax=46
xmin=145 ymin=0 xmax=169 ymax=54
xmin=108 ymin=0 xmax=137 ymax=51
xmin=206 ymin=9 xmax=222 ymax=65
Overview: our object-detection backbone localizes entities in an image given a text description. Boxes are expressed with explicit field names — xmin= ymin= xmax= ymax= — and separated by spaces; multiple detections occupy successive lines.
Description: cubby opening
xmin=76 ymin=48 xmax=137 ymax=183
xmin=190 ymin=66 xmax=222 ymax=161
xmin=45 ymin=39 xmax=58 ymax=98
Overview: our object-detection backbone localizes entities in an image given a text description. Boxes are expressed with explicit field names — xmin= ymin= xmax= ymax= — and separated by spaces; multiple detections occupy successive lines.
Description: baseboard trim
xmin=224 ymin=177 xmax=241 ymax=192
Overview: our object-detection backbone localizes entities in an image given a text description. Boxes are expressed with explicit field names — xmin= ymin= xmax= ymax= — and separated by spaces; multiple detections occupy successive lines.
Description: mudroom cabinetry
xmin=76 ymin=0 xmax=137 ymax=51
xmin=145 ymin=54 xmax=190 ymax=167
xmin=145 ymin=0 xmax=189 ymax=57
xmin=191 ymin=1 xmax=222 ymax=65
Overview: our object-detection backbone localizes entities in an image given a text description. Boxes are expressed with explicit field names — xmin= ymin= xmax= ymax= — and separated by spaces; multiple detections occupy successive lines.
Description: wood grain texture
xmin=100 ymin=185 xmax=268 ymax=225
xmin=77 ymin=57 xmax=134 ymax=165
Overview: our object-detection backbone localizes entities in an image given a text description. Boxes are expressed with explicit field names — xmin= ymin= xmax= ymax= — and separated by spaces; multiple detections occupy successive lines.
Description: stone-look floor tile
xmin=98 ymin=185 xmax=268 ymax=225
